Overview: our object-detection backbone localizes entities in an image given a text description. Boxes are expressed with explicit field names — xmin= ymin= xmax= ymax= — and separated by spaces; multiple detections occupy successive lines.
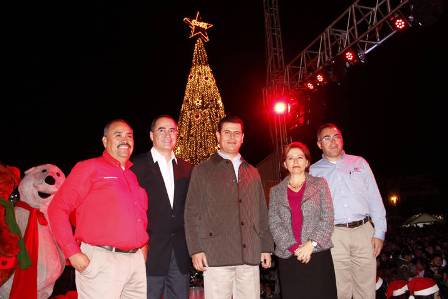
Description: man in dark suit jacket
xmin=132 ymin=115 xmax=193 ymax=299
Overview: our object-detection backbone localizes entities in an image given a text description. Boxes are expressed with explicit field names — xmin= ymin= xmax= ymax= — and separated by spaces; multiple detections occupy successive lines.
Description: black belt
xmin=335 ymin=216 xmax=371 ymax=228
xmin=95 ymin=245 xmax=139 ymax=253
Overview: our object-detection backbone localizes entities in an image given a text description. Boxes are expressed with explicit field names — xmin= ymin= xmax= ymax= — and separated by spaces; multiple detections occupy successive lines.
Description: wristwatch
xmin=310 ymin=240 xmax=318 ymax=248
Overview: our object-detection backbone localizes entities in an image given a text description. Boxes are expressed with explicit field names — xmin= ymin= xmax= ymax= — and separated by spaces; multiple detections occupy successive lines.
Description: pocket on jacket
xmin=252 ymin=225 xmax=261 ymax=238
xmin=199 ymin=230 xmax=220 ymax=239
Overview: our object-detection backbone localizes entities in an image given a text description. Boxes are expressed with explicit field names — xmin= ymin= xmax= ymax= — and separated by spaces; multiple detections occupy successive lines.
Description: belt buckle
xmin=97 ymin=245 xmax=133 ymax=253
xmin=347 ymin=219 xmax=361 ymax=228
xmin=115 ymin=247 xmax=138 ymax=253
xmin=336 ymin=217 xmax=368 ymax=228
xmin=360 ymin=216 xmax=369 ymax=226
xmin=354 ymin=217 xmax=368 ymax=228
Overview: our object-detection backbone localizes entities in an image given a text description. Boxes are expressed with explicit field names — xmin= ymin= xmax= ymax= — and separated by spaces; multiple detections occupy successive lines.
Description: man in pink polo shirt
xmin=48 ymin=119 xmax=149 ymax=299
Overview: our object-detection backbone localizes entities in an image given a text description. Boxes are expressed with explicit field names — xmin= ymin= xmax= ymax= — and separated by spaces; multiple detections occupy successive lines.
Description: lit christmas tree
xmin=175 ymin=12 xmax=225 ymax=165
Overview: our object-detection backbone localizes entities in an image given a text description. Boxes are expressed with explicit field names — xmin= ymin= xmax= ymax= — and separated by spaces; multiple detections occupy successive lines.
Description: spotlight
xmin=344 ymin=50 xmax=356 ymax=63
xmin=286 ymin=96 xmax=306 ymax=129
xmin=273 ymin=100 xmax=288 ymax=115
xmin=357 ymin=50 xmax=366 ymax=63
xmin=390 ymin=15 xmax=409 ymax=31
xmin=316 ymin=74 xmax=325 ymax=83
xmin=305 ymin=82 xmax=315 ymax=90
xmin=342 ymin=48 xmax=366 ymax=67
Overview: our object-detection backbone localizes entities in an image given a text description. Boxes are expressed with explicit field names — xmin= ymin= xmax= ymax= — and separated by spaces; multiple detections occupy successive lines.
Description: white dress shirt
xmin=151 ymin=147 xmax=177 ymax=208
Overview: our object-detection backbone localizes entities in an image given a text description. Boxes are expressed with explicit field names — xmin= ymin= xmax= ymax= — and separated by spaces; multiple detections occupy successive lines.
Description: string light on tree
xmin=175 ymin=12 xmax=225 ymax=165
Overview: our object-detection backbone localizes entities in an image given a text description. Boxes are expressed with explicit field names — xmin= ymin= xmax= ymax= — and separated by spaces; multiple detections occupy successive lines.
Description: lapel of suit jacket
xmin=302 ymin=173 xmax=314 ymax=203
xmin=278 ymin=177 xmax=290 ymax=207
xmin=147 ymin=151 xmax=173 ymax=210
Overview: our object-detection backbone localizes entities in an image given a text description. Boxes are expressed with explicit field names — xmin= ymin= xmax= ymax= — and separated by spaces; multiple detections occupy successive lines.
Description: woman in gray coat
xmin=268 ymin=141 xmax=337 ymax=299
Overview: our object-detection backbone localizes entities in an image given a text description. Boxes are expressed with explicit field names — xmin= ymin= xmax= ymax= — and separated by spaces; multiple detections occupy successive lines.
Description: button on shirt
xmin=218 ymin=151 xmax=242 ymax=181
xmin=310 ymin=152 xmax=387 ymax=240
xmin=151 ymin=147 xmax=176 ymax=208
xmin=48 ymin=151 xmax=149 ymax=258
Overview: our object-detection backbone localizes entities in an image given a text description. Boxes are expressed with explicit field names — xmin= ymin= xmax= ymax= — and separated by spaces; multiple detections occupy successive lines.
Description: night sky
xmin=3 ymin=0 xmax=446 ymax=201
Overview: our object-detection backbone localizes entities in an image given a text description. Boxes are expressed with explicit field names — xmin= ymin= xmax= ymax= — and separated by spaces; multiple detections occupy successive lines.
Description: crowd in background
xmin=378 ymin=223 xmax=448 ymax=298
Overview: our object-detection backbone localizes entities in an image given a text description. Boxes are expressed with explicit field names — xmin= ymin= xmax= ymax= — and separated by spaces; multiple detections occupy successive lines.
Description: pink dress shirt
xmin=48 ymin=151 xmax=149 ymax=258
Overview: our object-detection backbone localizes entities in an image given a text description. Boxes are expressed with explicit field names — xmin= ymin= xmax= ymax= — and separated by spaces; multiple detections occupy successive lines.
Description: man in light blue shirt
xmin=310 ymin=123 xmax=386 ymax=299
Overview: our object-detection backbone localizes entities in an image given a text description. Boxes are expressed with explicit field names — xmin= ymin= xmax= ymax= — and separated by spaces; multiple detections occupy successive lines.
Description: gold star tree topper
xmin=183 ymin=11 xmax=213 ymax=42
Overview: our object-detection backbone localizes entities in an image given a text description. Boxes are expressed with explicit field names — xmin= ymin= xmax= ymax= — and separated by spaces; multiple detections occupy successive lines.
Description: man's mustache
xmin=117 ymin=142 xmax=131 ymax=148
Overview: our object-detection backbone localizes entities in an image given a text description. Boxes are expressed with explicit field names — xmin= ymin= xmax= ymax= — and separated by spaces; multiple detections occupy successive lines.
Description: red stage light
xmin=306 ymin=82 xmax=314 ymax=90
xmin=393 ymin=17 xmax=407 ymax=30
xmin=316 ymin=74 xmax=324 ymax=82
xmin=273 ymin=101 xmax=288 ymax=114
xmin=344 ymin=51 xmax=355 ymax=62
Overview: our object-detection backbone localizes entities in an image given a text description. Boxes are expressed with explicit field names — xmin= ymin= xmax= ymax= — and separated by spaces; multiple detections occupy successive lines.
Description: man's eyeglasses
xmin=155 ymin=128 xmax=178 ymax=136
xmin=222 ymin=130 xmax=242 ymax=138
xmin=320 ymin=134 xmax=342 ymax=143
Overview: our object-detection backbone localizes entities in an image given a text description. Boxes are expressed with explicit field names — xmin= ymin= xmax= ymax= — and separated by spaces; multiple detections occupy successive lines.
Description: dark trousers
xmin=147 ymin=250 xmax=189 ymax=299
xmin=278 ymin=249 xmax=337 ymax=299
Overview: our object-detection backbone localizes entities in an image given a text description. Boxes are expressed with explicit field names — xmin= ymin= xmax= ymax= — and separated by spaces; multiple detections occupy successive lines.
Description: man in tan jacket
xmin=185 ymin=115 xmax=274 ymax=299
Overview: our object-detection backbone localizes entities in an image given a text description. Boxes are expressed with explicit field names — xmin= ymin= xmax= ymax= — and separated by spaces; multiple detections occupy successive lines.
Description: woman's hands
xmin=294 ymin=240 xmax=314 ymax=264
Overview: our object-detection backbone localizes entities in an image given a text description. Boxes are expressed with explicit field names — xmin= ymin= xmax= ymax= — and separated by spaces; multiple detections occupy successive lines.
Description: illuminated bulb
xmin=274 ymin=102 xmax=287 ymax=114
